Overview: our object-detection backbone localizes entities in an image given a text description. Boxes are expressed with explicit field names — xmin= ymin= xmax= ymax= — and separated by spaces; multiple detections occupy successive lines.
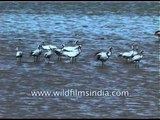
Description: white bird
xmin=41 ymin=42 xmax=57 ymax=50
xmin=95 ymin=47 xmax=113 ymax=66
xmin=118 ymin=45 xmax=138 ymax=62
xmin=131 ymin=50 xmax=144 ymax=67
xmin=30 ymin=45 xmax=42 ymax=62
xmin=16 ymin=47 xmax=23 ymax=62
xmin=61 ymin=47 xmax=81 ymax=63
xmin=44 ymin=47 xmax=53 ymax=63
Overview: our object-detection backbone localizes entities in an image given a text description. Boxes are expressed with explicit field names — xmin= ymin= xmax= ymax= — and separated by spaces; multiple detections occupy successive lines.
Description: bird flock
xmin=15 ymin=40 xmax=144 ymax=68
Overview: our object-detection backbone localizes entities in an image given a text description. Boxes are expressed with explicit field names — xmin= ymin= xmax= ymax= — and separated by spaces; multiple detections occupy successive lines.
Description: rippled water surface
xmin=0 ymin=1 xmax=159 ymax=118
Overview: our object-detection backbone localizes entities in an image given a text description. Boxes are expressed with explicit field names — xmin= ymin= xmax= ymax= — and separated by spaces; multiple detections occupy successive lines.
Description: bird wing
xmin=62 ymin=50 xmax=79 ymax=57
xmin=32 ymin=49 xmax=41 ymax=55
xmin=122 ymin=51 xmax=132 ymax=57
xmin=62 ymin=46 xmax=79 ymax=52
xmin=49 ymin=45 xmax=57 ymax=49
xmin=42 ymin=45 xmax=57 ymax=50
xmin=132 ymin=55 xmax=141 ymax=61
xmin=16 ymin=51 xmax=23 ymax=57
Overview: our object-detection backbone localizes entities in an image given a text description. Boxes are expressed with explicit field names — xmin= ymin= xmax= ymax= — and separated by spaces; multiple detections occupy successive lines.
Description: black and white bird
xmin=41 ymin=42 xmax=57 ymax=50
xmin=16 ymin=47 xmax=23 ymax=62
xmin=61 ymin=47 xmax=81 ymax=63
xmin=30 ymin=45 xmax=42 ymax=62
xmin=95 ymin=47 xmax=113 ymax=66
xmin=131 ymin=50 xmax=144 ymax=67
xmin=118 ymin=45 xmax=138 ymax=62
xmin=44 ymin=47 xmax=53 ymax=63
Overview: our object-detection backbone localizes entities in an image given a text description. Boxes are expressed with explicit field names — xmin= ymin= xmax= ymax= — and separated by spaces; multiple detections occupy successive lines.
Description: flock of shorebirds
xmin=16 ymin=40 xmax=144 ymax=68
xmin=15 ymin=30 xmax=160 ymax=68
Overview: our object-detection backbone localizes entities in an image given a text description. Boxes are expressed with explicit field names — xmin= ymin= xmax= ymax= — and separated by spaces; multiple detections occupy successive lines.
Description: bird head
xmin=78 ymin=45 xmax=82 ymax=50
xmin=15 ymin=46 xmax=19 ymax=51
xmin=41 ymin=42 xmax=45 ymax=45
xmin=109 ymin=47 xmax=113 ymax=51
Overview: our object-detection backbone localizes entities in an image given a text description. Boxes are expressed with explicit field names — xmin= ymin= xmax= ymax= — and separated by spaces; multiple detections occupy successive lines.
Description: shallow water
xmin=0 ymin=1 xmax=159 ymax=118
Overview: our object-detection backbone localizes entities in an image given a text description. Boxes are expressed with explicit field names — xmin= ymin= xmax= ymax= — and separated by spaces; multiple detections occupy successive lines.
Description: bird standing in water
xmin=30 ymin=44 xmax=42 ymax=62
xmin=44 ymin=47 xmax=53 ymax=63
xmin=16 ymin=46 xmax=23 ymax=62
xmin=61 ymin=47 xmax=81 ymax=63
xmin=131 ymin=50 xmax=144 ymax=68
xmin=118 ymin=45 xmax=138 ymax=62
xmin=95 ymin=47 xmax=113 ymax=66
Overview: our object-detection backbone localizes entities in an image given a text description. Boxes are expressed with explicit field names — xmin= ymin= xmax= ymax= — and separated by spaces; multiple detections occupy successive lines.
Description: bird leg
xmin=101 ymin=61 xmax=104 ymax=67
xmin=126 ymin=58 xmax=128 ymax=63
xmin=48 ymin=58 xmax=50 ymax=64
xmin=36 ymin=56 xmax=39 ymax=62
xmin=74 ymin=57 xmax=77 ymax=62
xmin=70 ymin=57 xmax=73 ymax=63
xmin=16 ymin=58 xmax=19 ymax=62
xmin=137 ymin=61 xmax=140 ymax=68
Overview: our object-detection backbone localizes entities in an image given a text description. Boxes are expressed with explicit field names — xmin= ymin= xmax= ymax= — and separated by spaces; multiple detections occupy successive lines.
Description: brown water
xmin=0 ymin=1 xmax=159 ymax=118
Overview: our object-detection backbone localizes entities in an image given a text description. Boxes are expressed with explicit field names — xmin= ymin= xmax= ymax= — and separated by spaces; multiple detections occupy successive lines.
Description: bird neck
xmin=109 ymin=49 xmax=112 ymax=54
xmin=38 ymin=45 xmax=42 ymax=50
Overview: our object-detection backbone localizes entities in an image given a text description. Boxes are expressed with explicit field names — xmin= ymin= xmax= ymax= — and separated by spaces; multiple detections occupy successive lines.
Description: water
xmin=0 ymin=1 xmax=159 ymax=118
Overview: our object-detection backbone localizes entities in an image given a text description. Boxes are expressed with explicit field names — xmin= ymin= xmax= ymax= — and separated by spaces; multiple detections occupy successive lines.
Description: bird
xmin=16 ymin=46 xmax=23 ymax=62
xmin=41 ymin=42 xmax=57 ymax=50
xmin=44 ymin=47 xmax=53 ymax=63
xmin=95 ymin=47 xmax=113 ymax=66
xmin=155 ymin=31 xmax=160 ymax=41
xmin=118 ymin=45 xmax=138 ymax=62
xmin=61 ymin=47 xmax=81 ymax=63
xmin=131 ymin=50 xmax=144 ymax=67
xmin=30 ymin=44 xmax=42 ymax=62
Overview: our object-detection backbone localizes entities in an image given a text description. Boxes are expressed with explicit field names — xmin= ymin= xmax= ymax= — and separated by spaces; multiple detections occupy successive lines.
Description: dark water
xmin=0 ymin=1 xmax=159 ymax=118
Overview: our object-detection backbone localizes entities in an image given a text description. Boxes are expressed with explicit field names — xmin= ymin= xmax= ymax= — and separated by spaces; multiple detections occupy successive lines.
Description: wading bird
xmin=44 ymin=47 xmax=53 ymax=63
xmin=16 ymin=46 xmax=23 ymax=62
xmin=95 ymin=47 xmax=113 ymax=66
xmin=30 ymin=45 xmax=42 ymax=62
xmin=118 ymin=45 xmax=138 ymax=62
xmin=61 ymin=47 xmax=81 ymax=63
xmin=131 ymin=50 xmax=144 ymax=68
